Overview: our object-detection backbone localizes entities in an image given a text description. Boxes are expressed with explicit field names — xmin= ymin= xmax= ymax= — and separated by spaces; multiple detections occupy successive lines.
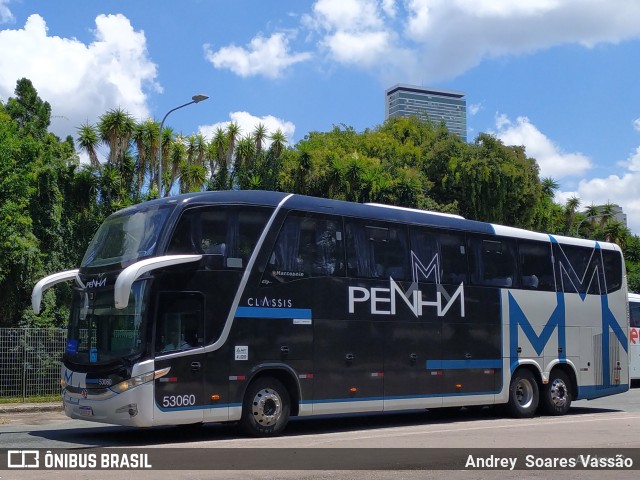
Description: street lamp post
xmin=157 ymin=94 xmax=209 ymax=197
xmin=575 ymin=215 xmax=598 ymax=237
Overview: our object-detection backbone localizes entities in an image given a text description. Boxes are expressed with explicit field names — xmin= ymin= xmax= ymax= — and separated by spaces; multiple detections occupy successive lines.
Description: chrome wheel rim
xmin=515 ymin=378 xmax=534 ymax=409
xmin=549 ymin=378 xmax=568 ymax=408
xmin=251 ymin=388 xmax=282 ymax=426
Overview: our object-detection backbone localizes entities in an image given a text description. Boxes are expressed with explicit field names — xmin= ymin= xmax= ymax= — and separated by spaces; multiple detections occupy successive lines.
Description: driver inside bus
xmin=162 ymin=331 xmax=189 ymax=352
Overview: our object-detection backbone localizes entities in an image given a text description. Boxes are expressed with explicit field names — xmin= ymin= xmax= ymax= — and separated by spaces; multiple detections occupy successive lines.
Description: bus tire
xmin=541 ymin=370 xmax=572 ymax=415
xmin=507 ymin=369 xmax=539 ymax=418
xmin=240 ymin=376 xmax=290 ymax=437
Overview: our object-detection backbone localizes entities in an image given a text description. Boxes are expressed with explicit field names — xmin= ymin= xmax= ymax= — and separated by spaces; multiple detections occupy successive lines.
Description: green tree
xmin=0 ymin=79 xmax=89 ymax=327
xmin=5 ymin=78 xmax=51 ymax=139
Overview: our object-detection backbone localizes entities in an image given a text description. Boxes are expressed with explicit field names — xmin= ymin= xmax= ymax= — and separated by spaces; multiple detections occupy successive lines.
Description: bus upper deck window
xmin=167 ymin=206 xmax=272 ymax=270
xmin=265 ymin=212 xmax=344 ymax=283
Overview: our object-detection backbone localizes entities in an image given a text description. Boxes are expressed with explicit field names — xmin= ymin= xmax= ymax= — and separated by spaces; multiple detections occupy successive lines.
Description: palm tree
xmin=167 ymin=136 xmax=186 ymax=195
xmin=179 ymin=163 xmax=207 ymax=194
xmin=206 ymin=127 xmax=227 ymax=187
xmin=269 ymin=129 xmax=287 ymax=159
xmin=564 ymin=196 xmax=581 ymax=235
xmin=604 ymin=221 xmax=630 ymax=248
xmin=598 ymin=202 xmax=616 ymax=229
xmin=98 ymin=107 xmax=135 ymax=167
xmin=236 ymin=136 xmax=256 ymax=170
xmin=226 ymin=122 xmax=241 ymax=174
xmin=541 ymin=177 xmax=559 ymax=199
xmin=132 ymin=119 xmax=159 ymax=196
xmin=77 ymin=123 xmax=100 ymax=169
xmin=234 ymin=136 xmax=257 ymax=189
xmin=178 ymin=134 xmax=208 ymax=193
xmin=253 ymin=123 xmax=267 ymax=156
xmin=157 ymin=126 xmax=176 ymax=197
xmin=576 ymin=204 xmax=601 ymax=237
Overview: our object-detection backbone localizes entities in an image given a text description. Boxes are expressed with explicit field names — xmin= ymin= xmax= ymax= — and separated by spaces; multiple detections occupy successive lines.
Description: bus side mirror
xmin=32 ymin=269 xmax=80 ymax=314
xmin=114 ymin=254 xmax=202 ymax=309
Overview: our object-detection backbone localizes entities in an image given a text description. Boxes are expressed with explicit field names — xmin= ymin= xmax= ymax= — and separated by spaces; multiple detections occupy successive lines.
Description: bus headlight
xmin=110 ymin=367 xmax=171 ymax=394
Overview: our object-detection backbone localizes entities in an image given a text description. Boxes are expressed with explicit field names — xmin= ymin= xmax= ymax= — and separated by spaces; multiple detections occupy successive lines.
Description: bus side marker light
xmin=211 ymin=395 xmax=220 ymax=401
xmin=455 ymin=384 xmax=462 ymax=389
xmin=349 ymin=387 xmax=358 ymax=393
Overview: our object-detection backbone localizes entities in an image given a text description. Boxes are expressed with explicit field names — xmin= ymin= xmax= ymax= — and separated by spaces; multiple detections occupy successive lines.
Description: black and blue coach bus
xmin=32 ymin=191 xmax=629 ymax=436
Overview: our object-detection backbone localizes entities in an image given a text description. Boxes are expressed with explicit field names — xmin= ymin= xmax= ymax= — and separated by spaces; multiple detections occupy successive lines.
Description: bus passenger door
xmin=153 ymin=292 xmax=206 ymax=425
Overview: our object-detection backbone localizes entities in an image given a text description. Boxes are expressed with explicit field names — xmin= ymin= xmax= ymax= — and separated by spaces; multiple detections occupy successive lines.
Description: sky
xmin=1 ymin=0 xmax=640 ymax=233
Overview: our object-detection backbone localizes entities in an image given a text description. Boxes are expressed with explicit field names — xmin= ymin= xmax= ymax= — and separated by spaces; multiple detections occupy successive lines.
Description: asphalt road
xmin=2 ymin=389 xmax=640 ymax=480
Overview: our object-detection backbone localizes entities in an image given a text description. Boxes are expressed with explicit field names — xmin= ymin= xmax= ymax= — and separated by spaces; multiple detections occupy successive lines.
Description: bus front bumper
xmin=63 ymin=382 xmax=154 ymax=427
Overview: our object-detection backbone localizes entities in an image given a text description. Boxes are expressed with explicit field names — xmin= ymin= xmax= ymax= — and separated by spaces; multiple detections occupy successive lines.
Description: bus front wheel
xmin=541 ymin=370 xmax=572 ymax=415
xmin=507 ymin=369 xmax=539 ymax=418
xmin=240 ymin=376 xmax=290 ymax=437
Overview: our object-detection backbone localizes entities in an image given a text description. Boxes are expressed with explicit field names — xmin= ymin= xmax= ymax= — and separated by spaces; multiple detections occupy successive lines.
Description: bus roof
xmin=119 ymin=190 xmax=616 ymax=249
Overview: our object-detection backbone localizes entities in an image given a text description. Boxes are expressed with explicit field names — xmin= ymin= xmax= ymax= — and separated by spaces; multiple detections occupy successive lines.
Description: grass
xmin=0 ymin=394 xmax=60 ymax=404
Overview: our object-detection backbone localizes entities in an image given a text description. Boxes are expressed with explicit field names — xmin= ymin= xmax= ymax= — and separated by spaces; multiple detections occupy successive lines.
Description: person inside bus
xmin=162 ymin=331 xmax=189 ymax=352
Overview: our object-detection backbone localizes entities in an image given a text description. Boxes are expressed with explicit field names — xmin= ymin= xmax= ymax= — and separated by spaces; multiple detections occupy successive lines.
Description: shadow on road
xmin=27 ymin=404 xmax=623 ymax=448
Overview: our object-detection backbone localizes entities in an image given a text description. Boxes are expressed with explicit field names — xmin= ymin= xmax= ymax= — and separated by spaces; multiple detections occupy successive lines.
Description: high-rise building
xmin=385 ymin=84 xmax=467 ymax=142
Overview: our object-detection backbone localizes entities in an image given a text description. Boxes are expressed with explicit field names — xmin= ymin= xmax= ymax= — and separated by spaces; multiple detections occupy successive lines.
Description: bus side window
xmin=265 ymin=212 xmax=344 ymax=283
xmin=554 ymin=243 xmax=604 ymax=295
xmin=167 ymin=206 xmax=272 ymax=270
xmin=346 ymin=220 xmax=409 ymax=280
xmin=166 ymin=211 xmax=197 ymax=254
xmin=602 ymin=249 xmax=623 ymax=293
xmin=409 ymin=228 xmax=467 ymax=285
xmin=409 ymin=228 xmax=439 ymax=284
xmin=468 ymin=236 xmax=516 ymax=288
xmin=155 ymin=293 xmax=204 ymax=354
xmin=438 ymin=232 xmax=468 ymax=285
xmin=518 ymin=241 xmax=555 ymax=291
xmin=630 ymin=302 xmax=640 ymax=328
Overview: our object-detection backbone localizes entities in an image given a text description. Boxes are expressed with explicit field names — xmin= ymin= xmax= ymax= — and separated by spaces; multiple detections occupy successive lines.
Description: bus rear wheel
xmin=541 ymin=370 xmax=572 ymax=415
xmin=507 ymin=369 xmax=539 ymax=418
xmin=240 ymin=376 xmax=290 ymax=437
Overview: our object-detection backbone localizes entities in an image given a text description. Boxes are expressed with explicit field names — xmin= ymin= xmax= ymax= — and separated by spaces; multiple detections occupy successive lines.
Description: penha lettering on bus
xmin=349 ymin=278 xmax=465 ymax=317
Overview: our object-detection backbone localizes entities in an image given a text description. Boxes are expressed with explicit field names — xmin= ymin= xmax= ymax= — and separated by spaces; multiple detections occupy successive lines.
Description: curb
xmin=0 ymin=403 xmax=63 ymax=414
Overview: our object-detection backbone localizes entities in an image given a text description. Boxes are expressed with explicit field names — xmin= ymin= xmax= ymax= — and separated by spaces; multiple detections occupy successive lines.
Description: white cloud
xmin=303 ymin=0 xmax=403 ymax=72
xmin=553 ymin=146 xmax=640 ymax=234
xmin=210 ymin=1 xmax=640 ymax=83
xmin=0 ymin=0 xmax=13 ymax=23
xmin=495 ymin=114 xmax=592 ymax=179
xmin=204 ymin=32 xmax=312 ymax=79
xmin=198 ymin=111 xmax=296 ymax=146
xmin=0 ymin=14 xmax=158 ymax=139
xmin=634 ymin=118 xmax=640 ymax=132
xmin=323 ymin=30 xmax=392 ymax=66
xmin=468 ymin=103 xmax=482 ymax=116
xmin=298 ymin=0 xmax=640 ymax=84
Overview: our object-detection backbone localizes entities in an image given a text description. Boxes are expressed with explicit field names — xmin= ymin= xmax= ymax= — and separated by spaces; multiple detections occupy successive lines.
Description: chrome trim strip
xmin=205 ymin=193 xmax=294 ymax=353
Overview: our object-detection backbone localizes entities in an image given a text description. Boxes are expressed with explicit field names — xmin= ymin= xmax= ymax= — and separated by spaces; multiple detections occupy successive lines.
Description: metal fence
xmin=0 ymin=328 xmax=66 ymax=400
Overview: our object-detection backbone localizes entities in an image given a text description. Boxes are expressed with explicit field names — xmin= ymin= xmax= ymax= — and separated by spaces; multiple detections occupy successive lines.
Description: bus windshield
xmin=66 ymin=281 xmax=149 ymax=364
xmin=81 ymin=205 xmax=173 ymax=268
